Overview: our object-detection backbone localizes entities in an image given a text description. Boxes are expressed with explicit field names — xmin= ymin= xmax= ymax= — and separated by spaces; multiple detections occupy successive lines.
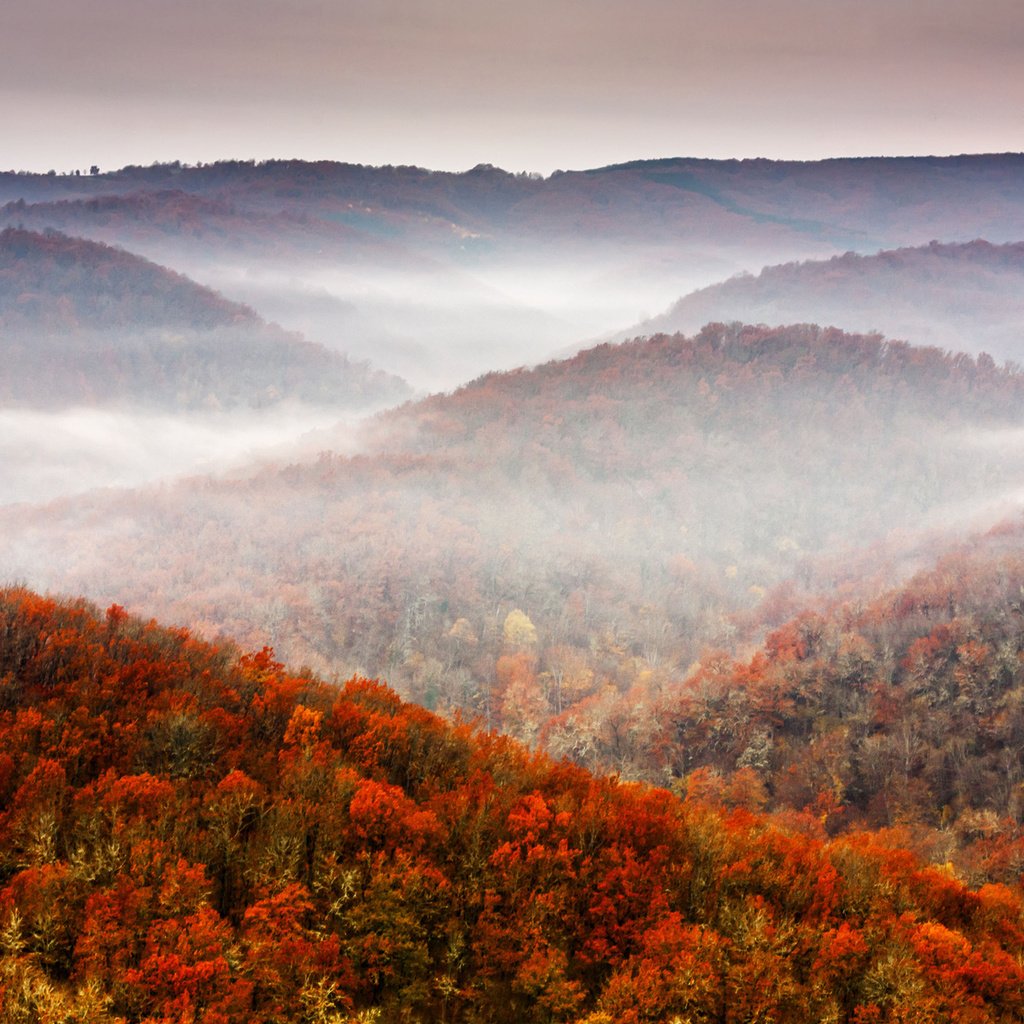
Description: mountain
xmin=0 ymin=188 xmax=417 ymax=265
xmin=7 ymin=155 xmax=1024 ymax=254
xmin=0 ymin=227 xmax=408 ymax=410
xmin=5 ymin=323 xmax=1024 ymax=758
xmin=1 ymin=585 xmax=1023 ymax=1023
xmin=6 ymin=155 xmax=1024 ymax=390
xmin=625 ymin=240 xmax=1024 ymax=363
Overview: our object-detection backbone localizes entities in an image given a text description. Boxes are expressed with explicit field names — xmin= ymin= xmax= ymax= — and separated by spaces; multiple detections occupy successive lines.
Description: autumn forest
xmin=5 ymin=154 xmax=1024 ymax=1022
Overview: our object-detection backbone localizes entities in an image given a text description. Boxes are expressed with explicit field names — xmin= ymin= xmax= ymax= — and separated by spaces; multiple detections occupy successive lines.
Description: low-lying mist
xmin=0 ymin=404 xmax=371 ymax=506
xmin=170 ymin=250 xmax=742 ymax=392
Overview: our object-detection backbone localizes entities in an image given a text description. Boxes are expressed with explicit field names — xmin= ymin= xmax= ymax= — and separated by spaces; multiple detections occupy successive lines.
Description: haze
xmin=3 ymin=0 xmax=1022 ymax=174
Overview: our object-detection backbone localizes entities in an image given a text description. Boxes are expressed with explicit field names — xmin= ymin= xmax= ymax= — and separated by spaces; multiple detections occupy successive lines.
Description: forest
xmin=0 ymin=228 xmax=407 ymax=411
xmin=2 ymin=588 xmax=1024 ymax=1023
xmin=6 ymin=155 xmax=1024 ymax=1021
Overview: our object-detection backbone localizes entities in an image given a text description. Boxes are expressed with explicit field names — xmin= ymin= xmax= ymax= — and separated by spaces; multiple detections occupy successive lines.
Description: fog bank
xmin=0 ymin=405 xmax=372 ymax=506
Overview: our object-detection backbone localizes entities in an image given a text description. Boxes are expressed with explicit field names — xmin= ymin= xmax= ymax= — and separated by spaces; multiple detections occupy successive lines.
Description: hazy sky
xmin=3 ymin=0 xmax=1022 ymax=174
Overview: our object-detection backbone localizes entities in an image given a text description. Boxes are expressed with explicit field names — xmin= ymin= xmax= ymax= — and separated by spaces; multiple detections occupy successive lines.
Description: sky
xmin=3 ymin=0 xmax=1023 ymax=174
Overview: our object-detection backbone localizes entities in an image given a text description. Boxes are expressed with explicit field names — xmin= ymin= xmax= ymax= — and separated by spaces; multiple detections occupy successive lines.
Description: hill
xmin=4 ymin=323 xmax=1024 ymax=757
xmin=1 ymin=586 xmax=1023 ymax=1023
xmin=0 ymin=228 xmax=408 ymax=410
xmin=632 ymin=519 xmax=1024 ymax=885
xmin=625 ymin=240 xmax=1024 ymax=363
xmin=7 ymin=155 xmax=1024 ymax=254
xmin=6 ymin=155 xmax=1024 ymax=389
xmin=0 ymin=225 xmax=259 ymax=333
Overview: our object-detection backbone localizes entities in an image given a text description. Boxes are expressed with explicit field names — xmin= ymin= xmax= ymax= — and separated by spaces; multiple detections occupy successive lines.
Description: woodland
xmin=2 ymin=589 xmax=1024 ymax=1023
xmin=4 ymin=156 xmax=1024 ymax=1021
xmin=0 ymin=228 xmax=406 ymax=411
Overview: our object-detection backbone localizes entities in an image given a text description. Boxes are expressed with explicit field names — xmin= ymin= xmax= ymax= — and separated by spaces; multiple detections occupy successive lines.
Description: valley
xmin=4 ymin=154 xmax=1024 ymax=1022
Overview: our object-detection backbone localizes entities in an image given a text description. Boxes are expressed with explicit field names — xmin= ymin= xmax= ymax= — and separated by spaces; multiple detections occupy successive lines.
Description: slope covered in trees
xmin=2 ymin=586 xmax=1024 ymax=1023
xmin=6 ymin=155 xmax=1024 ymax=254
xmin=0 ymin=226 xmax=257 ymax=332
xmin=5 ymin=324 xmax=1024 ymax=759
xmin=0 ymin=228 xmax=407 ymax=410
xmin=627 ymin=240 xmax=1024 ymax=364
xmin=645 ymin=519 xmax=1024 ymax=886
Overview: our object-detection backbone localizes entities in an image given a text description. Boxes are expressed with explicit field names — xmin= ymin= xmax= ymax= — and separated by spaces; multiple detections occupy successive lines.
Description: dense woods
xmin=630 ymin=240 xmax=1024 ymax=364
xmin=3 ymin=587 xmax=1024 ymax=1023
xmin=647 ymin=520 xmax=1024 ymax=885
xmin=5 ymin=324 xmax=1024 ymax=768
xmin=0 ymin=228 xmax=407 ymax=410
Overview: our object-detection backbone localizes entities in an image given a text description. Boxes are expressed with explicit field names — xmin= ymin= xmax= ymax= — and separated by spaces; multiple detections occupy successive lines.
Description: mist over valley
xmin=8 ymin=152 xmax=1024 ymax=1022
xmin=8 ymin=155 xmax=1024 ymax=390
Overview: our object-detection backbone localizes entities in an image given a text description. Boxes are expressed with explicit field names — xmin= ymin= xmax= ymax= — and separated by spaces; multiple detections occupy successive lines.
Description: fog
xmin=0 ymin=404 xmax=371 ymax=506
xmin=190 ymin=252 xmax=738 ymax=392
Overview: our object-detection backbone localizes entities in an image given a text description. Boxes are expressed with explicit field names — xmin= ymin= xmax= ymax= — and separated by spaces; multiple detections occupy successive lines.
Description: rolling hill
xmin=4 ymin=323 xmax=1024 ymax=763
xmin=1 ymin=586 xmax=1023 ymax=1023
xmin=625 ymin=240 xmax=1024 ymax=364
xmin=0 ymin=227 xmax=408 ymax=410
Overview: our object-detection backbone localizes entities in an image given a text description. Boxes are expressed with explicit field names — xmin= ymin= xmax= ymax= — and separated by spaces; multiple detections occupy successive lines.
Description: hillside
xmin=0 ymin=226 xmax=257 ymax=332
xmin=7 ymin=156 xmax=1024 ymax=390
xmin=0 ymin=228 xmax=408 ymax=410
xmin=5 ymin=324 xmax=1024 ymax=758
xmin=636 ymin=519 xmax=1024 ymax=886
xmin=6 ymin=155 xmax=1024 ymax=253
xmin=626 ymin=240 xmax=1024 ymax=363
xmin=1 ymin=586 xmax=1023 ymax=1023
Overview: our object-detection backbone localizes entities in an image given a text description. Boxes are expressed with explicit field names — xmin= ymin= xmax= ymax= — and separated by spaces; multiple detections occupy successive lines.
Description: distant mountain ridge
xmin=624 ymin=239 xmax=1024 ymax=363
xmin=5 ymin=154 xmax=1024 ymax=252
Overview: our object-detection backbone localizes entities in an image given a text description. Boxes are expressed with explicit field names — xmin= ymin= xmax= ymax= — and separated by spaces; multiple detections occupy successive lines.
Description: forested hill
xmin=0 ymin=227 xmax=257 ymax=332
xmin=0 ymin=228 xmax=409 ymax=410
xmin=4 ymin=154 xmax=1024 ymax=252
xmin=2 ymin=586 xmax=1024 ymax=1023
xmin=5 ymin=323 xmax=1024 ymax=757
xmin=645 ymin=518 xmax=1024 ymax=881
xmin=627 ymin=240 xmax=1024 ymax=363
